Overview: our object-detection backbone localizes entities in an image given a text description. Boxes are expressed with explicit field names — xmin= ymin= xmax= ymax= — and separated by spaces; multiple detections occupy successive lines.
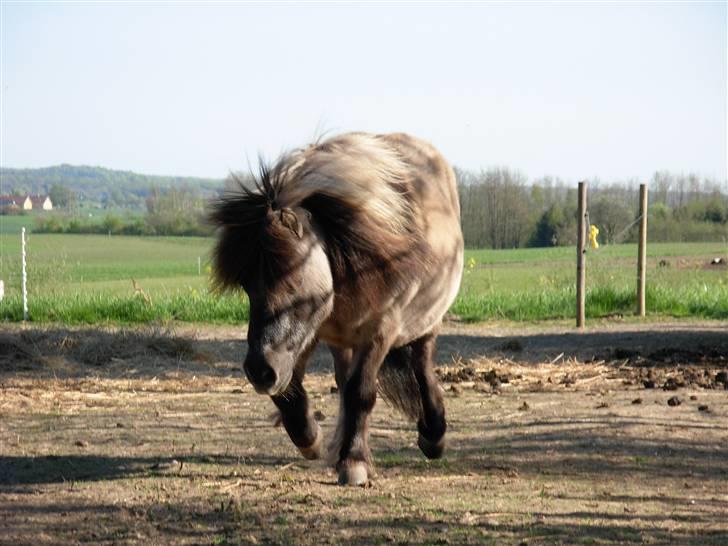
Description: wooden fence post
xmin=637 ymin=183 xmax=648 ymax=316
xmin=576 ymin=181 xmax=587 ymax=328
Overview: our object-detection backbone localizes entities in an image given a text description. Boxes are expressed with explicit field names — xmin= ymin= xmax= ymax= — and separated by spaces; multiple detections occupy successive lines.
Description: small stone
xmin=698 ymin=405 xmax=710 ymax=413
xmin=631 ymin=398 xmax=642 ymax=405
xmin=643 ymin=379 xmax=656 ymax=389
xmin=313 ymin=410 xmax=326 ymax=422
xmin=667 ymin=396 xmax=681 ymax=407
xmin=689 ymin=395 xmax=698 ymax=401
xmin=662 ymin=377 xmax=683 ymax=391
xmin=518 ymin=401 xmax=530 ymax=411
xmin=74 ymin=440 xmax=88 ymax=448
xmin=330 ymin=386 xmax=339 ymax=394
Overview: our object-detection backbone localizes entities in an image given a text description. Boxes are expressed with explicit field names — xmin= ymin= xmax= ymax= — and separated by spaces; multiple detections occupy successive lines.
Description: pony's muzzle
xmin=243 ymin=352 xmax=291 ymax=396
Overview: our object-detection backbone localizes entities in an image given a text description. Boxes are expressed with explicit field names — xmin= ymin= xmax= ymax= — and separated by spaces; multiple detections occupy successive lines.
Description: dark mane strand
xmin=208 ymin=158 xmax=283 ymax=291
xmin=302 ymin=192 xmax=429 ymax=295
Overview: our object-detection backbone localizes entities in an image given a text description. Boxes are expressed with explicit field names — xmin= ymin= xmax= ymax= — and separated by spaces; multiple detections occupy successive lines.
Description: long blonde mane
xmin=273 ymin=133 xmax=414 ymax=234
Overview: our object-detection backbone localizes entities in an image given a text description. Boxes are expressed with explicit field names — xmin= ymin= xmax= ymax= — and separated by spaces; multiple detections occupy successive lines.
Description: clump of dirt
xmin=607 ymin=346 xmax=728 ymax=391
xmin=627 ymin=366 xmax=725 ymax=392
xmin=436 ymin=365 xmax=516 ymax=388
xmin=436 ymin=350 xmax=728 ymax=395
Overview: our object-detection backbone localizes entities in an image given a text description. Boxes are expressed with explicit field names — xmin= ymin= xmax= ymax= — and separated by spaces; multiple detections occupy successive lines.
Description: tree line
xmin=29 ymin=167 xmax=728 ymax=246
xmin=34 ymin=187 xmax=211 ymax=236
xmin=1 ymin=164 xmax=222 ymax=207
xmin=458 ymin=168 xmax=727 ymax=248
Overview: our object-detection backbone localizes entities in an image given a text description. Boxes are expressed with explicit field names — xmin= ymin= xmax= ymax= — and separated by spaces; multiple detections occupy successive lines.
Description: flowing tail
xmin=377 ymin=345 xmax=423 ymax=422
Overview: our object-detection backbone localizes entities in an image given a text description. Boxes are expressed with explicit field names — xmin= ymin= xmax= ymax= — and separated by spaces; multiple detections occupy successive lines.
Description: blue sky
xmin=1 ymin=1 xmax=726 ymax=183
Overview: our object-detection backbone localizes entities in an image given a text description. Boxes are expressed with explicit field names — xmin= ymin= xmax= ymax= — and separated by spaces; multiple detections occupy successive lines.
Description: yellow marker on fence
xmin=589 ymin=225 xmax=600 ymax=249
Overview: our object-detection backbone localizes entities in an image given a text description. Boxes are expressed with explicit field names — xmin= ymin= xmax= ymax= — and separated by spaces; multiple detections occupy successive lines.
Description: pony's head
xmin=210 ymin=134 xmax=419 ymax=395
xmin=210 ymin=166 xmax=334 ymax=396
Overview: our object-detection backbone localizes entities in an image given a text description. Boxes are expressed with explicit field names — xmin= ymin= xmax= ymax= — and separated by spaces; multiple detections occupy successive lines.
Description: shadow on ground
xmin=2 ymin=325 xmax=727 ymax=379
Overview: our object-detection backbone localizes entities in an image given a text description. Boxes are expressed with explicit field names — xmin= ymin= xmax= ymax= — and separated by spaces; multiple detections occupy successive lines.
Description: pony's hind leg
xmin=270 ymin=344 xmax=322 ymax=460
xmin=410 ymin=331 xmax=447 ymax=459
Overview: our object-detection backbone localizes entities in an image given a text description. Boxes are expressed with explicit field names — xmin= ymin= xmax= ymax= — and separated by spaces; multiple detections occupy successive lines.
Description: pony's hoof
xmin=418 ymin=433 xmax=445 ymax=459
xmin=337 ymin=462 xmax=368 ymax=486
xmin=298 ymin=426 xmax=322 ymax=460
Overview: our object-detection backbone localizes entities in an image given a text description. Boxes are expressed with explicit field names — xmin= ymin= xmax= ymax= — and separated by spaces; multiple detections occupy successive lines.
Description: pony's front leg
xmin=270 ymin=343 xmax=322 ymax=460
xmin=332 ymin=335 xmax=389 ymax=486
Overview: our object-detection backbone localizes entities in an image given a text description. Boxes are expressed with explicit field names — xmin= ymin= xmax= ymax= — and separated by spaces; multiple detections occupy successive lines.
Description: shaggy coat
xmin=211 ymin=132 xmax=463 ymax=485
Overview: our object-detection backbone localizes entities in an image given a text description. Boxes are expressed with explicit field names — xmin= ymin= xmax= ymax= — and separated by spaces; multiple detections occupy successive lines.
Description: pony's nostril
xmin=258 ymin=365 xmax=277 ymax=388
xmin=244 ymin=359 xmax=278 ymax=391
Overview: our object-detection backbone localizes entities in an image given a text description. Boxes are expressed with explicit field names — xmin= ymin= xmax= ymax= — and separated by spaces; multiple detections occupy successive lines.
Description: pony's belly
xmin=318 ymin=250 xmax=463 ymax=349
xmin=392 ymin=250 xmax=464 ymax=347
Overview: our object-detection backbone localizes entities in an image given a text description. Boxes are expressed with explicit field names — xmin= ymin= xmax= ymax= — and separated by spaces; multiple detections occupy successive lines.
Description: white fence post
xmin=21 ymin=227 xmax=28 ymax=321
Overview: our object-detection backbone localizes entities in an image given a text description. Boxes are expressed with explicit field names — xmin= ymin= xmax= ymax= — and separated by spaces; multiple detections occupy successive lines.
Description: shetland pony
xmin=210 ymin=132 xmax=463 ymax=485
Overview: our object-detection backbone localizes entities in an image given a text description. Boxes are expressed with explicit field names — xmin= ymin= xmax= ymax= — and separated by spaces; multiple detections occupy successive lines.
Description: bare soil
xmin=1 ymin=320 xmax=727 ymax=545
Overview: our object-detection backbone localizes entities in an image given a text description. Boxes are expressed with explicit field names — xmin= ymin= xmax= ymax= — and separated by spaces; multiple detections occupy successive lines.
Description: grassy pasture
xmin=0 ymin=232 xmax=725 ymax=323
xmin=0 ymin=214 xmax=37 ymax=235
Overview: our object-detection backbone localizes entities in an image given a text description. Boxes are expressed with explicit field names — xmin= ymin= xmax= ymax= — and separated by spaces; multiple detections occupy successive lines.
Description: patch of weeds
xmin=633 ymin=455 xmax=649 ymax=467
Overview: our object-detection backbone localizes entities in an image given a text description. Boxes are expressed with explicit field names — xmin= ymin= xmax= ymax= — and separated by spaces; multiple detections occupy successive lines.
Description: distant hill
xmin=0 ymin=164 xmax=225 ymax=207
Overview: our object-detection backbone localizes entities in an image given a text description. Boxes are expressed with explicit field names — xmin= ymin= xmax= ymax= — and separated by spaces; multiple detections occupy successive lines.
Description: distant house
xmin=0 ymin=195 xmax=31 ymax=210
xmin=0 ymin=195 xmax=52 ymax=211
xmin=30 ymin=195 xmax=53 ymax=210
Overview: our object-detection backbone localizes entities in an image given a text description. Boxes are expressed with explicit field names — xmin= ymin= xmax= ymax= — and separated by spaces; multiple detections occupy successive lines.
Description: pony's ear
xmin=279 ymin=208 xmax=303 ymax=239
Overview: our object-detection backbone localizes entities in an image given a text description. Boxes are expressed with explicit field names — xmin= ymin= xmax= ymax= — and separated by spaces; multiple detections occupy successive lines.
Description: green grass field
xmin=0 ymin=231 xmax=726 ymax=323
xmin=0 ymin=214 xmax=38 ymax=235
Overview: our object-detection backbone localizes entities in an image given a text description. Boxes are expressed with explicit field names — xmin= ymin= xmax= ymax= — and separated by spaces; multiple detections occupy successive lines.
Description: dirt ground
xmin=1 ymin=320 xmax=727 ymax=545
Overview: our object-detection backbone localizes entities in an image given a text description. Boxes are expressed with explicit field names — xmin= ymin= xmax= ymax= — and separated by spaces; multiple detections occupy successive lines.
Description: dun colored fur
xmin=210 ymin=132 xmax=463 ymax=485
